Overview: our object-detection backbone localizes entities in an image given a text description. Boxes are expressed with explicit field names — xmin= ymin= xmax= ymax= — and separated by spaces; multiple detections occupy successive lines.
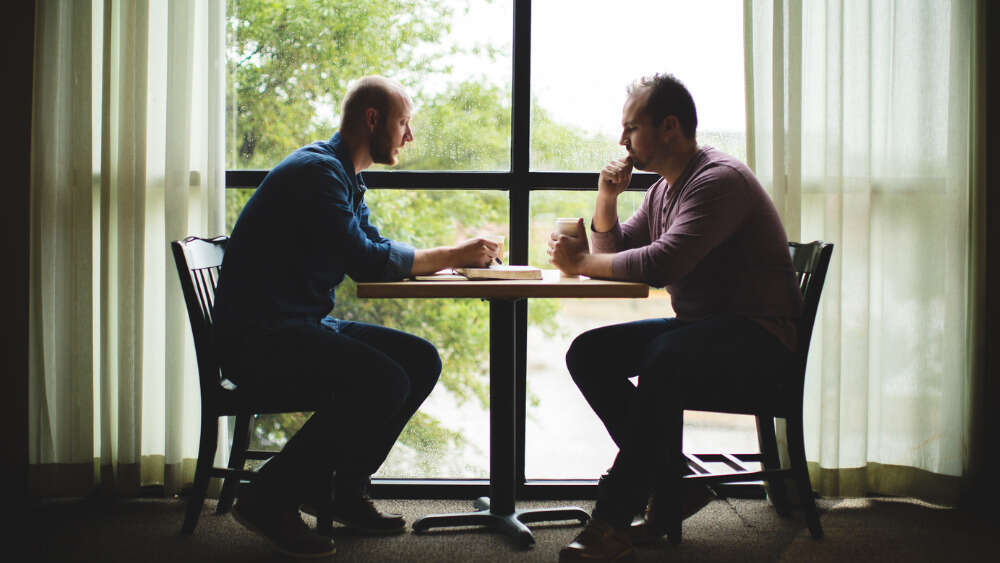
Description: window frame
xmin=224 ymin=0 xmax=757 ymax=501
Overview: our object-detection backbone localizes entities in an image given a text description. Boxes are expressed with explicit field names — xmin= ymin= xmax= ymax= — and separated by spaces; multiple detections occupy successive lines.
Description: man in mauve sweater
xmin=549 ymin=74 xmax=802 ymax=562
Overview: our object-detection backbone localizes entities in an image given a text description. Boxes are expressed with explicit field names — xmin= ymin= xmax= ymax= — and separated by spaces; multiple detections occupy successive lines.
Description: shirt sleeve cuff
xmin=589 ymin=219 xmax=624 ymax=254
xmin=383 ymin=241 xmax=415 ymax=281
xmin=611 ymin=251 xmax=632 ymax=280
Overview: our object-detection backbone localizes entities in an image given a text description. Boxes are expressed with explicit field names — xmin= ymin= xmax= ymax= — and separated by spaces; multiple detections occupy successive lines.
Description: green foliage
xmin=228 ymin=0 xmax=455 ymax=169
xmin=393 ymin=80 xmax=510 ymax=171
xmin=531 ymin=103 xmax=625 ymax=172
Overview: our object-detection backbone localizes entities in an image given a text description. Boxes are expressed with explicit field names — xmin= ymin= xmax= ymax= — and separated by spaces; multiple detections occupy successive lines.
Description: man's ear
xmin=660 ymin=115 xmax=679 ymax=141
xmin=365 ymin=107 xmax=379 ymax=133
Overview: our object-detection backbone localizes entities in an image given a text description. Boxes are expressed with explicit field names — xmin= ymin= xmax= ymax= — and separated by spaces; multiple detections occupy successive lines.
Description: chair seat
xmin=210 ymin=384 xmax=326 ymax=417
xmin=683 ymin=380 xmax=797 ymax=418
xmin=683 ymin=395 xmax=795 ymax=419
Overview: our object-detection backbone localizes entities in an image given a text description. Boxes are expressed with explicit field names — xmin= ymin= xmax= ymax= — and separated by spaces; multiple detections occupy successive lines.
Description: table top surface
xmin=356 ymin=269 xmax=649 ymax=299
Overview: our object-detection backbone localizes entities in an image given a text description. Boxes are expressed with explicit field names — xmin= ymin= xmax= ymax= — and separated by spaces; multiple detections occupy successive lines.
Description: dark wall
xmin=2 ymin=1 xmax=34 ymax=502
xmin=975 ymin=0 xmax=1000 ymax=513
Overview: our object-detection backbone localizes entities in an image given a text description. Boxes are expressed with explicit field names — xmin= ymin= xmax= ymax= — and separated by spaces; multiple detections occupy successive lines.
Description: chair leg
xmin=182 ymin=413 xmax=219 ymax=534
xmin=666 ymin=406 xmax=684 ymax=545
xmin=756 ymin=415 xmax=791 ymax=516
xmin=217 ymin=414 xmax=253 ymax=514
xmin=785 ymin=415 xmax=823 ymax=539
xmin=316 ymin=472 xmax=334 ymax=535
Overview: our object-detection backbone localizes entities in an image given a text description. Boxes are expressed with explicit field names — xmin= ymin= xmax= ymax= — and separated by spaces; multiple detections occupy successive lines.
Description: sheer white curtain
xmin=746 ymin=0 xmax=980 ymax=503
xmin=29 ymin=0 xmax=227 ymax=496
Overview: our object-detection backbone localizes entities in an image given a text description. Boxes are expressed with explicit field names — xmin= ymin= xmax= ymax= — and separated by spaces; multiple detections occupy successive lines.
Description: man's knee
xmin=364 ymin=357 xmax=412 ymax=409
xmin=406 ymin=336 xmax=441 ymax=398
xmin=566 ymin=329 xmax=603 ymax=385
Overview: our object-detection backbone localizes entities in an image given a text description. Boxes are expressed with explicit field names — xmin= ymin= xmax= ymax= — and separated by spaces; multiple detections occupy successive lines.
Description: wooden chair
xmin=171 ymin=235 xmax=332 ymax=534
xmin=663 ymin=241 xmax=833 ymax=544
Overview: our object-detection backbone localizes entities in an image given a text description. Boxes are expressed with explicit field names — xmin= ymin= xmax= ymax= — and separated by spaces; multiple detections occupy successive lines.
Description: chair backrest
xmin=171 ymin=236 xmax=228 ymax=396
xmin=788 ymin=241 xmax=834 ymax=370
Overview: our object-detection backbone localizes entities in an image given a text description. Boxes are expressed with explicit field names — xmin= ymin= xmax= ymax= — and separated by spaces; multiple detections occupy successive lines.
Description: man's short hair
xmin=340 ymin=76 xmax=405 ymax=133
xmin=627 ymin=73 xmax=698 ymax=139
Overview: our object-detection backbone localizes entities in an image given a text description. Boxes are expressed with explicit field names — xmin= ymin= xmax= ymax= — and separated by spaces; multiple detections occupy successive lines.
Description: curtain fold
xmin=746 ymin=0 xmax=980 ymax=504
xmin=29 ymin=0 xmax=226 ymax=497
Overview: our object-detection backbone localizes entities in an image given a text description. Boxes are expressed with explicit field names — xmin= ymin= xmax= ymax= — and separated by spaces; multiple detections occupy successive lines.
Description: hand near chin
xmin=598 ymin=156 xmax=633 ymax=196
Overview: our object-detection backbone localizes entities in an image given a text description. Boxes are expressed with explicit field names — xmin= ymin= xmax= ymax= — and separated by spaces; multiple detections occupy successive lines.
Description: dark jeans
xmin=220 ymin=317 xmax=441 ymax=506
xmin=565 ymin=315 xmax=795 ymax=526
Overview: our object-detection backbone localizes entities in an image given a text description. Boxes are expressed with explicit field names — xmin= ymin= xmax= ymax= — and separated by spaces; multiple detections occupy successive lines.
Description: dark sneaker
xmin=629 ymin=481 xmax=716 ymax=544
xmin=301 ymin=492 xmax=406 ymax=535
xmin=233 ymin=498 xmax=335 ymax=558
xmin=559 ymin=517 xmax=635 ymax=562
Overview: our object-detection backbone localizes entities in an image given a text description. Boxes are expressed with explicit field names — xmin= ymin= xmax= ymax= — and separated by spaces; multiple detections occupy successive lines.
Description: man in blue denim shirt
xmin=215 ymin=76 xmax=498 ymax=557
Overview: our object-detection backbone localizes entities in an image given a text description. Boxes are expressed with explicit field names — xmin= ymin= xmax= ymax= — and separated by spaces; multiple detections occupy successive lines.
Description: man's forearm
xmin=576 ymin=252 xmax=616 ymax=279
xmin=411 ymin=246 xmax=456 ymax=275
xmin=593 ymin=192 xmax=619 ymax=233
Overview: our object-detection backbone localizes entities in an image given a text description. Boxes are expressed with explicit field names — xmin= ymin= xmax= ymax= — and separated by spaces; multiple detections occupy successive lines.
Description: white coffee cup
xmin=555 ymin=217 xmax=581 ymax=237
xmin=554 ymin=218 xmax=582 ymax=277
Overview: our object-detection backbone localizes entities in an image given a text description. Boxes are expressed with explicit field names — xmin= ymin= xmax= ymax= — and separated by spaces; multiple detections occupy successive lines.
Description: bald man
xmin=214 ymin=76 xmax=498 ymax=557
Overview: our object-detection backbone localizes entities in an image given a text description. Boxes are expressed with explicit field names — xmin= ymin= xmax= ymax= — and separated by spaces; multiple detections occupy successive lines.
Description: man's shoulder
xmin=695 ymin=147 xmax=752 ymax=176
xmin=285 ymin=141 xmax=349 ymax=176
xmin=263 ymin=141 xmax=353 ymax=192
xmin=687 ymin=147 xmax=763 ymax=192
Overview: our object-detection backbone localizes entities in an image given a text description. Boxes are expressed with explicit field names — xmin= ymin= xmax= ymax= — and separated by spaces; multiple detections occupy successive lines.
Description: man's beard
xmin=628 ymin=152 xmax=646 ymax=171
xmin=625 ymin=146 xmax=644 ymax=171
xmin=370 ymin=119 xmax=396 ymax=165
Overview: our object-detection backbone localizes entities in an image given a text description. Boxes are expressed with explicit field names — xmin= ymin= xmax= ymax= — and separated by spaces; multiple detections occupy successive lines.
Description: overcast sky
xmin=439 ymin=0 xmax=746 ymax=137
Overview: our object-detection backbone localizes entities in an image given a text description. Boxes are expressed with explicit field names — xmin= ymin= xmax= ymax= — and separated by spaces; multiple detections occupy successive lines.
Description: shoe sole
xmin=324 ymin=519 xmax=406 ymax=536
xmin=558 ymin=547 xmax=636 ymax=562
xmin=301 ymin=505 xmax=406 ymax=535
xmin=232 ymin=508 xmax=336 ymax=558
xmin=630 ymin=491 xmax=716 ymax=545
xmin=629 ymin=530 xmax=666 ymax=546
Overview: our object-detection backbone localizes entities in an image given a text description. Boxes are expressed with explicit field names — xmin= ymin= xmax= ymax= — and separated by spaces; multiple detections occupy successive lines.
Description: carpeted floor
xmin=24 ymin=495 xmax=998 ymax=562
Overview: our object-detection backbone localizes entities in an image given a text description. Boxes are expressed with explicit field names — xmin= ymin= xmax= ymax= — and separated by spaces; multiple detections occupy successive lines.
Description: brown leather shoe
xmin=559 ymin=517 xmax=635 ymax=562
xmin=233 ymin=497 xmax=335 ymax=558
xmin=301 ymin=492 xmax=406 ymax=535
xmin=629 ymin=481 xmax=716 ymax=544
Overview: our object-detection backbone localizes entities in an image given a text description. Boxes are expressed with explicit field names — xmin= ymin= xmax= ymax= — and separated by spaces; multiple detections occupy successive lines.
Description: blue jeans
xmin=220 ymin=317 xmax=441 ymax=505
xmin=565 ymin=315 xmax=795 ymax=526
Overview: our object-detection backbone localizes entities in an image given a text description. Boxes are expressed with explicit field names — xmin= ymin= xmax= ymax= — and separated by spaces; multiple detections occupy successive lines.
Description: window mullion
xmin=511 ymin=0 xmax=531 ymax=490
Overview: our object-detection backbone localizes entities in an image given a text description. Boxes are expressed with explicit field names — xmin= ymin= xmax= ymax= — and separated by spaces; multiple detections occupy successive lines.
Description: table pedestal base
xmin=411 ymin=496 xmax=590 ymax=548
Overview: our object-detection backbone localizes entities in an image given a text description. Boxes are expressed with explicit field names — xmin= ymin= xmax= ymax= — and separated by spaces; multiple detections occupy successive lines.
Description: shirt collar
xmin=329 ymin=132 xmax=367 ymax=192
xmin=670 ymin=146 xmax=709 ymax=190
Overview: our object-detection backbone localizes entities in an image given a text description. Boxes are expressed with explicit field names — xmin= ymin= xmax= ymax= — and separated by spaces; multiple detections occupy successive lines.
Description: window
xmin=226 ymin=0 xmax=751 ymax=489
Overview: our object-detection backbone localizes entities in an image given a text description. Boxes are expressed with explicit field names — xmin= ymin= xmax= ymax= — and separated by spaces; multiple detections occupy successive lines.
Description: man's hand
xmin=452 ymin=237 xmax=499 ymax=268
xmin=412 ymin=238 xmax=498 ymax=275
xmin=594 ymin=156 xmax=633 ymax=233
xmin=597 ymin=156 xmax=633 ymax=197
xmin=547 ymin=218 xmax=590 ymax=275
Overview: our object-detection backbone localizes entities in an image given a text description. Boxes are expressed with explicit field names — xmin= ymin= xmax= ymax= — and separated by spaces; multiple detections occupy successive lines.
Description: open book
xmin=410 ymin=265 xmax=543 ymax=281
xmin=454 ymin=264 xmax=542 ymax=280
xmin=411 ymin=265 xmax=542 ymax=281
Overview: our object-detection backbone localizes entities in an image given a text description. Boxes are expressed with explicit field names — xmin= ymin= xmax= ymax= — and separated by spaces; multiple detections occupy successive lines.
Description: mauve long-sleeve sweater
xmin=589 ymin=146 xmax=803 ymax=349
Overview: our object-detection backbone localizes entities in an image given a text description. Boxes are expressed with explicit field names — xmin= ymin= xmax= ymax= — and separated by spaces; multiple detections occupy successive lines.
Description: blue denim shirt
xmin=213 ymin=132 xmax=414 ymax=336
